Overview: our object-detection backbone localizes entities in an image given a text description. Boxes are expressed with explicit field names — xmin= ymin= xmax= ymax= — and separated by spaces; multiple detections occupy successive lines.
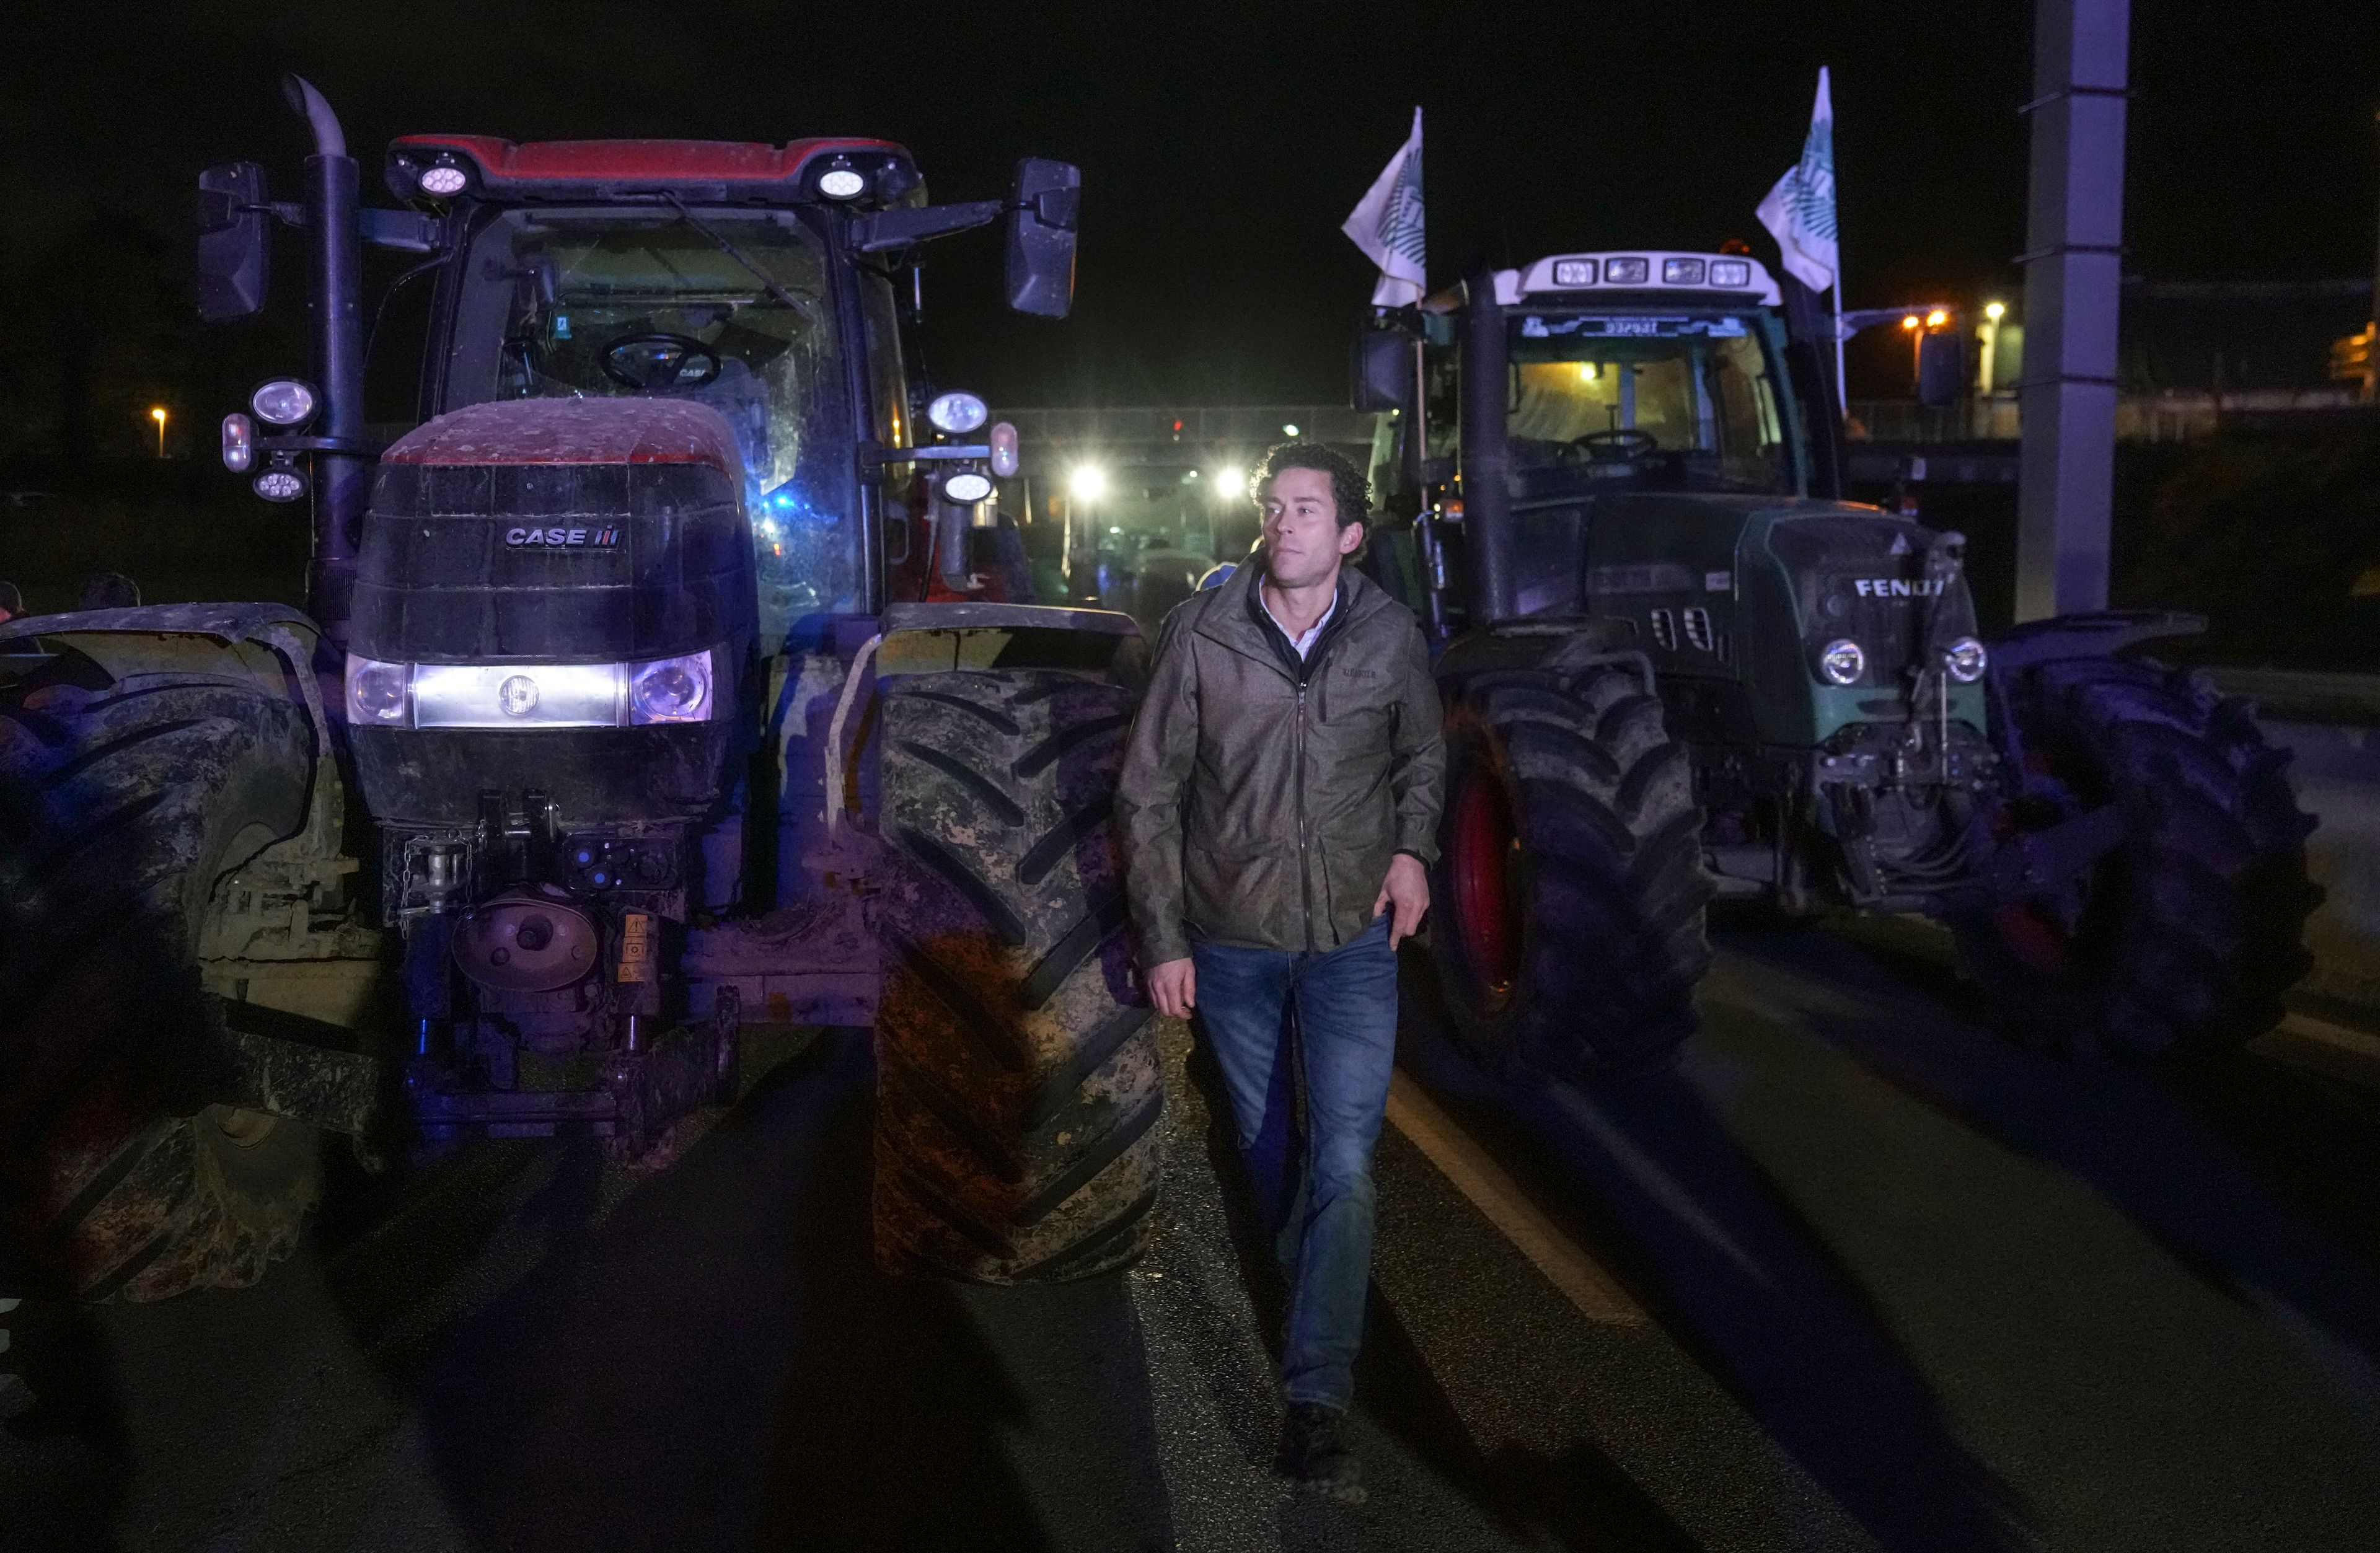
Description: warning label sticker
xmin=617 ymin=912 xmax=656 ymax=983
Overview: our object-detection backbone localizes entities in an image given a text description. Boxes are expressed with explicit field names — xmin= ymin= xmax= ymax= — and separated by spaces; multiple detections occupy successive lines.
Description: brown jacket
xmin=1117 ymin=558 xmax=1445 ymax=963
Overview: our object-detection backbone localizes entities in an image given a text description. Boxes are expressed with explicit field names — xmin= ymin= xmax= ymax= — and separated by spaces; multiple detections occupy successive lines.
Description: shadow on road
xmin=1176 ymin=1026 xmax=1706 ymax=1551
xmin=1721 ymin=925 xmax=2380 ymax=1430
xmin=1395 ymin=957 xmax=2027 ymax=1553
xmin=330 ymin=1026 xmax=1170 ymax=1552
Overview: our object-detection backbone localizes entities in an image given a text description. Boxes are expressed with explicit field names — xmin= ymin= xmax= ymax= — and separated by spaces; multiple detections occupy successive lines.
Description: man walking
xmin=1117 ymin=442 xmax=1444 ymax=1502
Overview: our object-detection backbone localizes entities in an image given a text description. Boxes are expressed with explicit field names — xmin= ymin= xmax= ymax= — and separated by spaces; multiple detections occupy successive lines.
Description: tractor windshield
xmin=1505 ymin=312 xmax=1794 ymax=496
xmin=444 ymin=207 xmax=862 ymax=617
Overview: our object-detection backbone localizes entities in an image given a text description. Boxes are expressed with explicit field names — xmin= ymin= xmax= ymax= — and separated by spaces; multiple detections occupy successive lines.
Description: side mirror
xmin=1916 ymin=330 xmax=1966 ymax=410
xmin=1351 ymin=325 xmax=1417 ymax=413
xmin=196 ymin=162 xmax=271 ymax=322
xmin=1005 ymin=158 xmax=1080 ymax=319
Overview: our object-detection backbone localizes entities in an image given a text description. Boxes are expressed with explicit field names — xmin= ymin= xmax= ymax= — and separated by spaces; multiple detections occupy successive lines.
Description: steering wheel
xmin=1572 ymin=428 xmax=1661 ymax=462
xmin=600 ymin=332 xmax=723 ymax=392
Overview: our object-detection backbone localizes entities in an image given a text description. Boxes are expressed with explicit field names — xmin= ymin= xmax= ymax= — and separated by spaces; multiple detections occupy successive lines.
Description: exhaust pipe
xmin=1458 ymin=265 xmax=1517 ymax=625
xmin=284 ymin=74 xmax=366 ymax=649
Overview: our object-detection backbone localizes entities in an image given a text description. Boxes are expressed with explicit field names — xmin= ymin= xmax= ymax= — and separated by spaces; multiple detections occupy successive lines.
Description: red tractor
xmin=0 ymin=78 xmax=1158 ymax=1301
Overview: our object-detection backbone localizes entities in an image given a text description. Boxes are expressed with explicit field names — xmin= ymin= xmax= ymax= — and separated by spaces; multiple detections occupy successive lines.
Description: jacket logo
xmin=1853 ymin=578 xmax=1944 ymax=597
xmin=505 ymin=526 xmax=621 ymax=548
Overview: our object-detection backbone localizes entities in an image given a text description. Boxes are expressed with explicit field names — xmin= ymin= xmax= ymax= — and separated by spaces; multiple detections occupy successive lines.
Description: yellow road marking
xmin=1385 ymin=1071 xmax=1647 ymax=1326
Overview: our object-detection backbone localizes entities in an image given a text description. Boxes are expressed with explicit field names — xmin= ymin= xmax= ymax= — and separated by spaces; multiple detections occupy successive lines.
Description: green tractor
xmin=0 ymin=79 xmax=1158 ymax=1301
xmin=1353 ymin=252 xmax=2317 ymax=1077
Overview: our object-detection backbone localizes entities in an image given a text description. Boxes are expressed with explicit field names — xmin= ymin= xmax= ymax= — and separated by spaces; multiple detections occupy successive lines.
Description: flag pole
xmin=1830 ymin=71 xmax=1847 ymax=417
xmin=1833 ymin=253 xmax=1848 ymax=416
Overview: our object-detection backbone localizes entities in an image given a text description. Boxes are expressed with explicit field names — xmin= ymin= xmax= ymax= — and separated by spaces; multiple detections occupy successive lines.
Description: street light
xmin=1213 ymin=466 xmax=1246 ymax=499
xmin=1978 ymin=302 xmax=2009 ymax=398
xmin=1280 ymin=423 xmax=1300 ymax=438
xmin=149 ymin=406 xmax=168 ymax=459
xmin=1069 ymin=464 xmax=1108 ymax=502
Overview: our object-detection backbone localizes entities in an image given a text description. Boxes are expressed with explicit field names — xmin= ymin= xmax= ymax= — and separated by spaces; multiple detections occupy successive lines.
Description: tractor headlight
xmin=628 ymin=651 xmax=713 ymax=724
xmin=249 ymin=378 xmax=319 ymax=428
xmin=1944 ymin=636 xmax=1988 ymax=683
xmin=346 ymin=656 xmax=412 ymax=724
xmin=348 ymin=651 xmax=722 ymax=730
xmin=1818 ymin=638 xmax=1866 ymax=685
xmin=252 ymin=465 xmax=308 ymax=503
xmin=941 ymin=470 xmax=994 ymax=504
xmin=927 ymin=391 xmax=989 ymax=434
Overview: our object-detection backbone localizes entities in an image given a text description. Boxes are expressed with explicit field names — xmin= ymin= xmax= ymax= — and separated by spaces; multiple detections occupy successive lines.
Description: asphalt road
xmin=8 ymin=925 xmax=2380 ymax=1552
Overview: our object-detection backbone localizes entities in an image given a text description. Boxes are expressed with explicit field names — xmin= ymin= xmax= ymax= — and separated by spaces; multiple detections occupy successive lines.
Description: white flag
xmin=1342 ymin=107 xmax=1426 ymax=308
xmin=1756 ymin=69 xmax=1838 ymax=295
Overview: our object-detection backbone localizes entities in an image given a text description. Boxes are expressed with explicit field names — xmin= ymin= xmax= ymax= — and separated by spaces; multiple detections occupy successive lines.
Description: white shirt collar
xmin=1261 ymin=581 xmax=1338 ymax=659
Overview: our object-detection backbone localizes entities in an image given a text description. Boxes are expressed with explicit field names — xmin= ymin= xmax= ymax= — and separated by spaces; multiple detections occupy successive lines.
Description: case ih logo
xmin=505 ymin=526 xmax=622 ymax=549
xmin=1853 ymin=578 xmax=1946 ymax=597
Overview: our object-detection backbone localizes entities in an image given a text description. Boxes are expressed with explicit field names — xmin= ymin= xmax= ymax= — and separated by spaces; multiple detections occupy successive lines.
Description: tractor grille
xmin=1768 ymin=516 xmax=1975 ymax=688
xmin=356 ymin=459 xmax=751 ymax=662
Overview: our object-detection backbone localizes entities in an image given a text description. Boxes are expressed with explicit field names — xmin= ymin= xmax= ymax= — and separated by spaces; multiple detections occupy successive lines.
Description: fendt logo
xmin=1852 ymin=578 xmax=1946 ymax=598
xmin=505 ymin=526 xmax=622 ymax=549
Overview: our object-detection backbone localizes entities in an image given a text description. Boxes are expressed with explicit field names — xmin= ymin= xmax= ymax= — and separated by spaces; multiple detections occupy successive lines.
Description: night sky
xmin=5 ymin=2 xmax=2376 ymax=421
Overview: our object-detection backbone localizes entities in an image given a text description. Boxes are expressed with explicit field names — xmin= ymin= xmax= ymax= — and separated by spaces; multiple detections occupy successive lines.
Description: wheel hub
xmin=1450 ymin=768 xmax=1522 ymax=995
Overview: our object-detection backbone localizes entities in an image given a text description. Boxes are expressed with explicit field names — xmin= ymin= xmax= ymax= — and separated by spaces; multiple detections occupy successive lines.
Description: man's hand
xmin=1147 ymin=957 xmax=1196 ymax=1020
xmin=1373 ymin=853 xmax=1430 ymax=951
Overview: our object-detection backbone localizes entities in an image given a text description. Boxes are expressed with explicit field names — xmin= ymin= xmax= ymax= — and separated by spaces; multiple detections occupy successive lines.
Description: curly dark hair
xmin=1253 ymin=441 xmax=1371 ymax=560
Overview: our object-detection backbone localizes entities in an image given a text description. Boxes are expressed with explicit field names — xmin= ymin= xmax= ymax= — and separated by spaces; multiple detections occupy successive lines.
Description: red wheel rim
xmin=1450 ymin=767 xmax=1521 ymax=995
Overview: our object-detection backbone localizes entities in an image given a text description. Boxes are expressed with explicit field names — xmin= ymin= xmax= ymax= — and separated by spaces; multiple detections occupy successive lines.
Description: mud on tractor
xmin=1352 ymin=252 xmax=2318 ymax=1078
xmin=0 ymin=79 xmax=1158 ymax=1301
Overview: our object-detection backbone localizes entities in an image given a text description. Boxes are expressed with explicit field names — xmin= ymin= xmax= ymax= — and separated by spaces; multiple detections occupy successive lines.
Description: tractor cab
xmin=1480 ymin=252 xmax=1804 ymax=504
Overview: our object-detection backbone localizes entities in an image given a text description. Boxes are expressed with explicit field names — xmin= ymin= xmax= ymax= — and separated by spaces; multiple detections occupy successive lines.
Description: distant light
xmin=1109 ymin=525 xmax=1123 ymax=535
xmin=1070 ymin=464 xmax=1108 ymax=501
xmin=419 ymin=165 xmax=468 ymax=196
xmin=1983 ymin=301 xmax=2007 ymax=322
xmin=1213 ymin=466 xmax=1245 ymax=498
xmin=818 ymin=168 xmax=866 ymax=200
xmin=149 ymin=407 xmax=167 ymax=425
xmin=1900 ymin=315 xmax=1921 ymax=331
xmin=1576 ymin=363 xmax=1599 ymax=382
xmin=1924 ymin=308 xmax=1949 ymax=329
xmin=1280 ymin=423 xmax=1300 ymax=438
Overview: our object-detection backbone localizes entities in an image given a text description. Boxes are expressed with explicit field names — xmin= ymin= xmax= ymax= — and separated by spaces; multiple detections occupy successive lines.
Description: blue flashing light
xmin=757 ymin=482 xmax=840 ymax=527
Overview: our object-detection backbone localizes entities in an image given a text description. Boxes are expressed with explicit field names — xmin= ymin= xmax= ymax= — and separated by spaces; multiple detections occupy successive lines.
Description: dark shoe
xmin=1279 ymin=1402 xmax=1367 ymax=1503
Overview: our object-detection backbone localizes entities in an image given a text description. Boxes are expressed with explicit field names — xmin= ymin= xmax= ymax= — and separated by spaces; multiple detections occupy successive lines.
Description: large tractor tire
xmin=1952 ymin=656 xmax=2318 ymax=1060
xmin=0 ymin=639 xmax=324 ymax=1301
xmin=873 ymin=664 xmax=1163 ymax=1282
xmin=1429 ymin=660 xmax=1715 ymax=1081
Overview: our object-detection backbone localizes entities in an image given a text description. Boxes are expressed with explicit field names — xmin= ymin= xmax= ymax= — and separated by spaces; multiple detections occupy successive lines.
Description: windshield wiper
xmin=658 ymin=192 xmax=814 ymax=320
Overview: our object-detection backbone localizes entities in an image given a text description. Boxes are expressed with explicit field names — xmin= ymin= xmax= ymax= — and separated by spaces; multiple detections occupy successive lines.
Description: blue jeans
xmin=1191 ymin=914 xmax=1399 ymax=1410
